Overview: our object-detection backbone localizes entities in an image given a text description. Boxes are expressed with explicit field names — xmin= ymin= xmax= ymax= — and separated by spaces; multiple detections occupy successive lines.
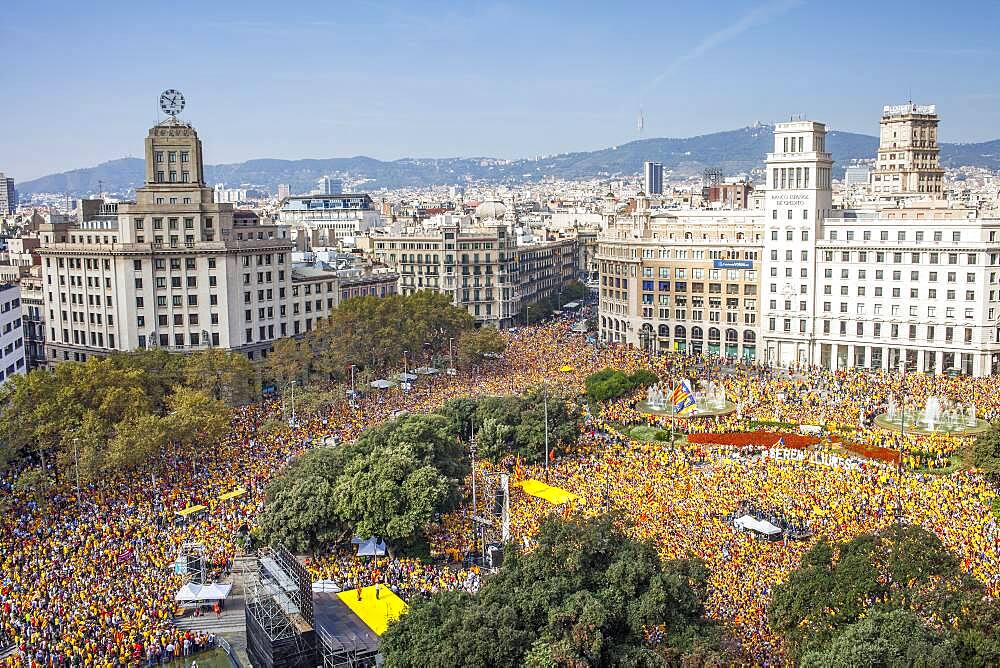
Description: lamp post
xmin=350 ymin=364 xmax=357 ymax=397
xmin=403 ymin=350 xmax=408 ymax=376
xmin=288 ymin=380 xmax=297 ymax=426
xmin=448 ymin=337 xmax=455 ymax=370
xmin=543 ymin=385 xmax=550 ymax=481
xmin=73 ymin=437 xmax=81 ymax=513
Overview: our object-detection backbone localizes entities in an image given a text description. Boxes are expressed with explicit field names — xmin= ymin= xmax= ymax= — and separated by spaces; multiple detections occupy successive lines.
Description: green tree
xmin=354 ymin=414 xmax=469 ymax=501
xmin=560 ymin=280 xmax=588 ymax=303
xmin=166 ymin=386 xmax=231 ymax=446
xmin=456 ymin=326 xmax=507 ymax=369
xmin=769 ymin=524 xmax=999 ymax=664
xmin=379 ymin=514 xmax=727 ymax=667
xmin=258 ymin=446 xmax=351 ymax=554
xmin=265 ymin=337 xmax=311 ymax=387
xmin=629 ymin=369 xmax=658 ymax=389
xmin=967 ymin=424 xmax=1000 ymax=481
xmin=308 ymin=291 xmax=474 ymax=379
xmin=332 ymin=446 xmax=451 ymax=547
xmin=800 ymin=610 xmax=959 ymax=668
xmin=183 ymin=348 xmax=256 ymax=405
xmin=585 ymin=368 xmax=634 ymax=402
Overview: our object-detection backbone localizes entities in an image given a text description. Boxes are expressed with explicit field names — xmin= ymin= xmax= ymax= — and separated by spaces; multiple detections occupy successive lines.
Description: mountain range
xmin=16 ymin=125 xmax=1000 ymax=197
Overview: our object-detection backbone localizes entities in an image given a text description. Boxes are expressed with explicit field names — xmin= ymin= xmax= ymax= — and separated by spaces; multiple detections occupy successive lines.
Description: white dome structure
xmin=474 ymin=198 xmax=507 ymax=221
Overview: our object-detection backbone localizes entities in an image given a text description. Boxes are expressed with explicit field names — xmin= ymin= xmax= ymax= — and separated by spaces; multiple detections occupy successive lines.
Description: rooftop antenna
xmin=637 ymin=110 xmax=645 ymax=140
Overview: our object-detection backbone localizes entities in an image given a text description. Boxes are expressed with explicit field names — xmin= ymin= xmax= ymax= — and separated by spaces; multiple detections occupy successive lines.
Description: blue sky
xmin=3 ymin=0 xmax=1000 ymax=179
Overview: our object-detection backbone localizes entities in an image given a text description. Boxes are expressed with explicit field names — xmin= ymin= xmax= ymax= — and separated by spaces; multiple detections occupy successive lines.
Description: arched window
xmin=725 ymin=328 xmax=739 ymax=343
xmin=658 ymin=324 xmax=669 ymax=337
xmin=691 ymin=326 xmax=704 ymax=340
xmin=708 ymin=327 xmax=720 ymax=342
xmin=674 ymin=326 xmax=686 ymax=340
xmin=743 ymin=330 xmax=756 ymax=343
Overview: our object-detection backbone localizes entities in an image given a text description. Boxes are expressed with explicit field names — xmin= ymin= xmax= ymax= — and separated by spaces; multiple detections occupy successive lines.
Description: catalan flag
xmin=670 ymin=379 xmax=697 ymax=416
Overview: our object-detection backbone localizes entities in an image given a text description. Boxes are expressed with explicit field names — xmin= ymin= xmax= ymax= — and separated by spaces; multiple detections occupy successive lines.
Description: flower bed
xmin=840 ymin=440 xmax=900 ymax=464
xmin=687 ymin=431 xmax=819 ymax=449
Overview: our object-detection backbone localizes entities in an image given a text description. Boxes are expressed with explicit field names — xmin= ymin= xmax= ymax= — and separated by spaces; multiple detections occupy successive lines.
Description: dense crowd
xmin=0 ymin=318 xmax=997 ymax=666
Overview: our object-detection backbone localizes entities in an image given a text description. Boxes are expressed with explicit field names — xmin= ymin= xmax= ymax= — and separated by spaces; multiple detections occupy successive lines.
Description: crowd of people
xmin=0 ymin=318 xmax=997 ymax=666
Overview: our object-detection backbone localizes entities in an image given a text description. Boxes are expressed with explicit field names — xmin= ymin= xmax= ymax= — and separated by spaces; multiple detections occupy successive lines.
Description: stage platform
xmin=335 ymin=586 xmax=408 ymax=635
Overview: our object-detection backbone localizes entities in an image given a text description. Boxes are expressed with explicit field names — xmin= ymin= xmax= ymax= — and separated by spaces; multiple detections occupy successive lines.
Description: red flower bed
xmin=841 ymin=441 xmax=900 ymax=464
xmin=687 ymin=432 xmax=819 ymax=449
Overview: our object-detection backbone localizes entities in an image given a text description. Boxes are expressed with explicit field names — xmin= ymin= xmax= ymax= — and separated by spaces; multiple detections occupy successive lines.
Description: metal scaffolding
xmin=316 ymin=626 xmax=380 ymax=668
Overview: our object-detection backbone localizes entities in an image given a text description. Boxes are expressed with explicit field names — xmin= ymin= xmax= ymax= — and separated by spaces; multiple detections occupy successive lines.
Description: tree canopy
xmin=768 ymin=524 xmax=1000 ymax=665
xmin=966 ymin=424 xmax=1000 ymax=482
xmin=257 ymin=446 xmax=352 ymax=554
xmin=301 ymin=291 xmax=474 ymax=381
xmin=0 ymin=349 xmax=251 ymax=479
xmin=585 ymin=368 xmax=659 ymax=403
xmin=260 ymin=413 xmax=470 ymax=553
xmin=456 ymin=326 xmax=507 ymax=369
xmin=379 ymin=514 xmax=728 ymax=667
xmin=440 ymin=387 xmax=582 ymax=463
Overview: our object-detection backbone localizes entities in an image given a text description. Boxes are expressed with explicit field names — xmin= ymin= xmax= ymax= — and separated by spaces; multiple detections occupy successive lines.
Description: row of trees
xmin=0 ymin=348 xmax=255 ymax=481
xmin=585 ymin=367 xmax=659 ymax=402
xmin=375 ymin=519 xmax=999 ymax=666
xmin=258 ymin=387 xmax=581 ymax=554
xmin=380 ymin=514 xmax=731 ymax=666
xmin=262 ymin=291 xmax=506 ymax=387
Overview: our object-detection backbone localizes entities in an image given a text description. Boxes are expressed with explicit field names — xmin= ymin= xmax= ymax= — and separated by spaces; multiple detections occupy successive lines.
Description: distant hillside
xmin=16 ymin=126 xmax=999 ymax=197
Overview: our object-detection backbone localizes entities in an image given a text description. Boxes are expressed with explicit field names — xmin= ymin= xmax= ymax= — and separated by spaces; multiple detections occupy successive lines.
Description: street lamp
xmin=403 ymin=350 xmax=409 ymax=376
xmin=350 ymin=364 xmax=357 ymax=397
xmin=448 ymin=337 xmax=455 ymax=370
xmin=73 ymin=437 xmax=81 ymax=513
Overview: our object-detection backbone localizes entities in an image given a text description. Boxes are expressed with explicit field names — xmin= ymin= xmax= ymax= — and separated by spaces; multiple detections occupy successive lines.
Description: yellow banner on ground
xmin=516 ymin=479 xmax=579 ymax=505
xmin=218 ymin=488 xmax=247 ymax=501
xmin=337 ymin=585 xmax=408 ymax=635
xmin=559 ymin=365 xmax=575 ymax=372
xmin=175 ymin=505 xmax=207 ymax=517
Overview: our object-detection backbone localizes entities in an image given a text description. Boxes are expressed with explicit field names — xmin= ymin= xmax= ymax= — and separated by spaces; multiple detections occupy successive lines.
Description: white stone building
xmin=0 ymin=283 xmax=27 ymax=383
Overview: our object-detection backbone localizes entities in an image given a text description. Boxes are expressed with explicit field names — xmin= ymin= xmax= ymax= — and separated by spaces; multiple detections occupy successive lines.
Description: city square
xmin=0 ymin=320 xmax=998 ymax=666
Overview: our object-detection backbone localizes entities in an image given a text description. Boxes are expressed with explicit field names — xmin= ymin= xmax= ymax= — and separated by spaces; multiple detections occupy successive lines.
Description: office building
xmin=599 ymin=108 xmax=1000 ymax=376
xmin=278 ymin=194 xmax=383 ymax=249
xmin=871 ymin=103 xmax=944 ymax=199
xmin=372 ymin=202 xmax=577 ymax=327
xmin=643 ymin=161 xmax=663 ymax=195
xmin=277 ymin=184 xmax=291 ymax=200
xmin=844 ymin=165 xmax=871 ymax=187
xmin=0 ymin=283 xmax=27 ymax=383
xmin=318 ymin=176 xmax=343 ymax=196
xmin=36 ymin=116 xmax=379 ymax=365
xmin=597 ymin=193 xmax=762 ymax=358
xmin=760 ymin=120 xmax=834 ymax=366
xmin=0 ymin=173 xmax=16 ymax=214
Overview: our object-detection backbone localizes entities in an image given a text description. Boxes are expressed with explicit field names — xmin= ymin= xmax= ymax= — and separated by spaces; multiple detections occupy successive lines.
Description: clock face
xmin=159 ymin=89 xmax=185 ymax=116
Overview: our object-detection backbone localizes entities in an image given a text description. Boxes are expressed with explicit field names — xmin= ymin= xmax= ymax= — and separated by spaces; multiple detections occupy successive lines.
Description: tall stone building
xmin=871 ymin=103 xmax=944 ymax=199
xmin=38 ymin=117 xmax=296 ymax=363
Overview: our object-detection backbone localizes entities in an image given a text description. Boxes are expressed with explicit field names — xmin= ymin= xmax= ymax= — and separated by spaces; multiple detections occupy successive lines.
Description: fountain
xmin=637 ymin=379 xmax=736 ymax=418
xmin=923 ymin=396 xmax=941 ymax=431
xmin=645 ymin=383 xmax=670 ymax=412
xmin=874 ymin=395 xmax=988 ymax=435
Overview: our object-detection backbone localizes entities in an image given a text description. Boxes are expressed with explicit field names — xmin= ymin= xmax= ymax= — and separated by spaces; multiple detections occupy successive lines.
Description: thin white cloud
xmin=641 ymin=0 xmax=803 ymax=100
